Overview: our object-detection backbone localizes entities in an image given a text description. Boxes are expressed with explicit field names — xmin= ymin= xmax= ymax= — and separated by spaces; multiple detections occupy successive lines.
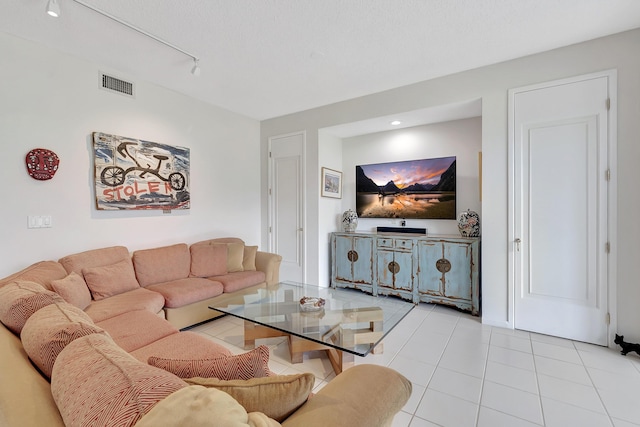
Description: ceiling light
xmin=391 ymin=120 xmax=402 ymax=126
xmin=191 ymin=59 xmax=201 ymax=77
xmin=46 ymin=0 xmax=60 ymax=17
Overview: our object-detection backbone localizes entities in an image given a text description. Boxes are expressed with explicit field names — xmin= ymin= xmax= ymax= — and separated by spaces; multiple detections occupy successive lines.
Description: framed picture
xmin=321 ymin=167 xmax=342 ymax=199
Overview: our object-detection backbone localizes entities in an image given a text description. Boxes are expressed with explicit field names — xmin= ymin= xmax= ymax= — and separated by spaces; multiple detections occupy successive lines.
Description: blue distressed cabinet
xmin=331 ymin=232 xmax=480 ymax=315
xmin=332 ymin=233 xmax=374 ymax=292
xmin=416 ymin=238 xmax=479 ymax=315
xmin=376 ymin=236 xmax=414 ymax=301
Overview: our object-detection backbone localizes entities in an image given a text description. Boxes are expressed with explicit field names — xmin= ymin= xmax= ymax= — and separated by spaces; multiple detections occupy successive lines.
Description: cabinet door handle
xmin=347 ymin=250 xmax=359 ymax=262
xmin=388 ymin=261 xmax=400 ymax=274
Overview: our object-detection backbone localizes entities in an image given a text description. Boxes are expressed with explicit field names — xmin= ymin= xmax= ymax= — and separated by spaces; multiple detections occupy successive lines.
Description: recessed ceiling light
xmin=390 ymin=120 xmax=402 ymax=126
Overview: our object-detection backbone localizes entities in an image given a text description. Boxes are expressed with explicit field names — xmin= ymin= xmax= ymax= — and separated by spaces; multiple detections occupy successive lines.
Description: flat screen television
xmin=356 ymin=156 xmax=456 ymax=219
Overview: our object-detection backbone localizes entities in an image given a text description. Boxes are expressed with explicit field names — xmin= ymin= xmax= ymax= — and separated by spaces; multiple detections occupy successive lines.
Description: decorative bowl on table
xmin=299 ymin=296 xmax=325 ymax=312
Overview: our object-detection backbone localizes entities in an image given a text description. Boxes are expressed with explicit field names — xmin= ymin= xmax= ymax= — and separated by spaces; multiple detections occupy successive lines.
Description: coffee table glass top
xmin=209 ymin=281 xmax=414 ymax=357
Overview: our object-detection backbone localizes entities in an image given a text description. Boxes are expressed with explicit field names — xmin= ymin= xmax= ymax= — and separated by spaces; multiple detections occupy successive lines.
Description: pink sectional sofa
xmin=0 ymin=238 xmax=412 ymax=427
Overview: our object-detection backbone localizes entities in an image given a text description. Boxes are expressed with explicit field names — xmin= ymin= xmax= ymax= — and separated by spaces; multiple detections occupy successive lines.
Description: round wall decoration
xmin=26 ymin=148 xmax=60 ymax=180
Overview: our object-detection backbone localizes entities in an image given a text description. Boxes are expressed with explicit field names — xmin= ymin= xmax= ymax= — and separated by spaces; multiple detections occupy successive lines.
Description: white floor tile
xmin=428 ymin=366 xmax=483 ymax=403
xmin=477 ymin=406 xmax=542 ymax=427
xmin=488 ymin=345 xmax=535 ymax=371
xmin=531 ymin=341 xmax=582 ymax=364
xmin=537 ymin=374 xmax=605 ymax=413
xmin=389 ymin=354 xmax=436 ymax=387
xmin=598 ymin=388 xmax=640 ymax=424
xmin=485 ymin=360 xmax=538 ymax=394
xmin=491 ymin=332 xmax=533 ymax=353
xmin=534 ymin=355 xmax=592 ymax=386
xmin=481 ymin=381 xmax=544 ymax=424
xmin=541 ymin=397 xmax=613 ymax=427
xmin=415 ymin=389 xmax=479 ymax=427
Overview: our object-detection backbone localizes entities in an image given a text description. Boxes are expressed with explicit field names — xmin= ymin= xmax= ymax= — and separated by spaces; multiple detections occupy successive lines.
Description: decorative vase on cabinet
xmin=457 ymin=209 xmax=480 ymax=237
xmin=341 ymin=209 xmax=358 ymax=232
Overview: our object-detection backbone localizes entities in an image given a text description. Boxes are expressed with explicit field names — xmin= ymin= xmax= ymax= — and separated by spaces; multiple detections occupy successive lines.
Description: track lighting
xmin=45 ymin=0 xmax=201 ymax=76
xmin=191 ymin=59 xmax=201 ymax=77
xmin=46 ymin=0 xmax=60 ymax=17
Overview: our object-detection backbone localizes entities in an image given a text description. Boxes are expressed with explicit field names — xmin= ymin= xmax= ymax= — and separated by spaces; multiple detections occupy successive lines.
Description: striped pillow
xmin=21 ymin=302 xmax=108 ymax=378
xmin=52 ymin=334 xmax=187 ymax=427
xmin=0 ymin=280 xmax=65 ymax=334
xmin=148 ymin=345 xmax=271 ymax=380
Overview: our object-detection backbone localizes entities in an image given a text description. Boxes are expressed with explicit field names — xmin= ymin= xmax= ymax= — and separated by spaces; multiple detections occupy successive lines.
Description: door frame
xmin=507 ymin=70 xmax=618 ymax=346
xmin=267 ymin=131 xmax=307 ymax=283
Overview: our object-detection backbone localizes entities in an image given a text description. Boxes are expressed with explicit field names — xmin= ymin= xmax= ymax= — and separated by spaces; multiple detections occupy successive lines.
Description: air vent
xmin=99 ymin=72 xmax=135 ymax=98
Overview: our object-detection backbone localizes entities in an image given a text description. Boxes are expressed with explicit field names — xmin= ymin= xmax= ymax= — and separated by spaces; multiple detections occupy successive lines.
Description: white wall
xmin=0 ymin=32 xmax=261 ymax=278
xmin=261 ymin=29 xmax=640 ymax=342
xmin=317 ymin=131 xmax=343 ymax=285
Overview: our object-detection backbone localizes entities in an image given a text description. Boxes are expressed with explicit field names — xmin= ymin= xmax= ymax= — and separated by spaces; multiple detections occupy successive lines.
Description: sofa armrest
xmin=255 ymin=251 xmax=283 ymax=286
xmin=281 ymin=364 xmax=411 ymax=427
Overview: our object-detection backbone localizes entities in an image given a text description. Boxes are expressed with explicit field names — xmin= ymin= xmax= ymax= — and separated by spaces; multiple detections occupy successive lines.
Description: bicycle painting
xmin=93 ymin=132 xmax=190 ymax=210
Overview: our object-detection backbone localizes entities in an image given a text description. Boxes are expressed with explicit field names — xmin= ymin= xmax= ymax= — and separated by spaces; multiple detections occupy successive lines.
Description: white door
xmin=509 ymin=72 xmax=615 ymax=345
xmin=269 ymin=132 xmax=305 ymax=283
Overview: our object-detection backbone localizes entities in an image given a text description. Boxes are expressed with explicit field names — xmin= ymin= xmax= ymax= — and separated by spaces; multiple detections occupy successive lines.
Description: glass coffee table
xmin=209 ymin=281 xmax=414 ymax=374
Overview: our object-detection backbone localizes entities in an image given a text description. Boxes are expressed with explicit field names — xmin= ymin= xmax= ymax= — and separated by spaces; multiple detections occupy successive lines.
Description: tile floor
xmin=190 ymin=303 xmax=640 ymax=427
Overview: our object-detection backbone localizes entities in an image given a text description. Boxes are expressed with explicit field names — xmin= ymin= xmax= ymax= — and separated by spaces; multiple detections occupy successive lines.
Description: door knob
xmin=515 ymin=238 xmax=521 ymax=251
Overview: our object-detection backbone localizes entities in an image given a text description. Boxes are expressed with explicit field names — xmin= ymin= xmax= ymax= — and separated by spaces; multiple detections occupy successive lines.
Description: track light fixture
xmin=45 ymin=0 xmax=200 ymax=76
xmin=46 ymin=0 xmax=60 ymax=17
xmin=191 ymin=59 xmax=201 ymax=77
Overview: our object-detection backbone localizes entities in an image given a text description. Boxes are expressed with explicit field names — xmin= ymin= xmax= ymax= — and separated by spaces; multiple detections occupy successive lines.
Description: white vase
xmin=341 ymin=209 xmax=358 ymax=232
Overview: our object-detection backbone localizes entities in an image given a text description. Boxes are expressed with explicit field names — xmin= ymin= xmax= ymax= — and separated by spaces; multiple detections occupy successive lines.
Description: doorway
xmin=508 ymin=71 xmax=616 ymax=346
xmin=268 ymin=132 xmax=305 ymax=283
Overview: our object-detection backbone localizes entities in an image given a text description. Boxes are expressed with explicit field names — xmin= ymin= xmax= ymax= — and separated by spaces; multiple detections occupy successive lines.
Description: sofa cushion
xmin=83 ymin=287 xmax=166 ymax=323
xmin=145 ymin=278 xmax=224 ymax=308
xmin=82 ymin=258 xmax=140 ymax=300
xmin=130 ymin=331 xmax=232 ymax=364
xmin=214 ymin=270 xmax=267 ymax=293
xmin=51 ymin=334 xmax=187 ymax=427
xmin=132 ymin=243 xmax=191 ymax=287
xmin=0 ymin=280 xmax=65 ymax=334
xmin=185 ymin=373 xmax=314 ymax=422
xmin=51 ymin=272 xmax=92 ymax=310
xmin=243 ymin=246 xmax=258 ymax=271
xmin=21 ymin=302 xmax=108 ymax=378
xmin=96 ymin=310 xmax=178 ymax=352
xmin=148 ymin=345 xmax=271 ymax=380
xmin=135 ymin=385 xmax=281 ymax=427
xmin=189 ymin=243 xmax=228 ymax=277
xmin=59 ymin=245 xmax=130 ymax=275
xmin=0 ymin=260 xmax=68 ymax=291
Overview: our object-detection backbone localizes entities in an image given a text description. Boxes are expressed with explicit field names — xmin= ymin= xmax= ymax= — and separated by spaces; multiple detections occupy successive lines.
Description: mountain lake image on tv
xmin=356 ymin=156 xmax=456 ymax=219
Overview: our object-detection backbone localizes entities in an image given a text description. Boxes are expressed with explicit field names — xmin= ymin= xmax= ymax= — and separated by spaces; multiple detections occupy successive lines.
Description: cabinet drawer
xmin=377 ymin=237 xmax=394 ymax=248
xmin=394 ymin=239 xmax=413 ymax=251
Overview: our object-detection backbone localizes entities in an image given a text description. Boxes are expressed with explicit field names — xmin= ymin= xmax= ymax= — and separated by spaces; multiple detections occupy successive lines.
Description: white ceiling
xmin=2 ymin=0 xmax=640 ymax=121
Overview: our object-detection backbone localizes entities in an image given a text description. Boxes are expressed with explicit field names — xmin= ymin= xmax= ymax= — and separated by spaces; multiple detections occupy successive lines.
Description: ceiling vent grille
xmin=99 ymin=72 xmax=135 ymax=98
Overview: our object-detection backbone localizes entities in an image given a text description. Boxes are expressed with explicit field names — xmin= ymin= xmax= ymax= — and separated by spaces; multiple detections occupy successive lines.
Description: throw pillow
xmin=212 ymin=242 xmax=245 ymax=273
xmin=82 ymin=258 xmax=140 ymax=300
xmin=135 ymin=385 xmax=281 ymax=427
xmin=243 ymin=246 xmax=258 ymax=271
xmin=51 ymin=272 xmax=92 ymax=310
xmin=21 ymin=301 xmax=108 ymax=378
xmin=189 ymin=243 xmax=228 ymax=277
xmin=148 ymin=345 xmax=271 ymax=380
xmin=185 ymin=373 xmax=314 ymax=422
xmin=0 ymin=280 xmax=65 ymax=334
xmin=51 ymin=334 xmax=187 ymax=427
